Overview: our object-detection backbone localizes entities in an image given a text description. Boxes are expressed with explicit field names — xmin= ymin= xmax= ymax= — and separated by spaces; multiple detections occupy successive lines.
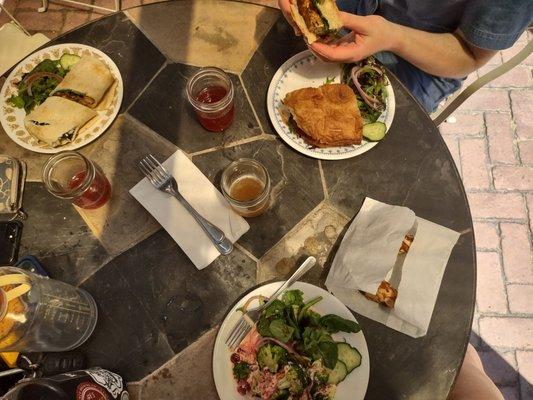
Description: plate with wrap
xmin=0 ymin=43 xmax=123 ymax=153
xmin=267 ymin=50 xmax=395 ymax=160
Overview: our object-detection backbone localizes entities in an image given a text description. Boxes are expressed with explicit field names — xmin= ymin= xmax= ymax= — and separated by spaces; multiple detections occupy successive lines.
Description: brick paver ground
xmin=1 ymin=1 xmax=532 ymax=398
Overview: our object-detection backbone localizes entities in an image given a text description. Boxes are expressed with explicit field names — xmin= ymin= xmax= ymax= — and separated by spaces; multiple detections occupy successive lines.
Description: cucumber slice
xmin=363 ymin=121 xmax=386 ymax=141
xmin=60 ymin=54 xmax=81 ymax=71
xmin=327 ymin=360 xmax=348 ymax=385
xmin=337 ymin=342 xmax=362 ymax=373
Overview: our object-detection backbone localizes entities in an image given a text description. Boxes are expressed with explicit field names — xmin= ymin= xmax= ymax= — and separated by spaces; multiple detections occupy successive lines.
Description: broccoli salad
xmin=230 ymin=290 xmax=362 ymax=400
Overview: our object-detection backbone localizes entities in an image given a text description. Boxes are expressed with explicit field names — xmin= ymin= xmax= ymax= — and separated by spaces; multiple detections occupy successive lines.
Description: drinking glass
xmin=42 ymin=151 xmax=111 ymax=209
xmin=221 ymin=158 xmax=271 ymax=217
xmin=186 ymin=67 xmax=235 ymax=132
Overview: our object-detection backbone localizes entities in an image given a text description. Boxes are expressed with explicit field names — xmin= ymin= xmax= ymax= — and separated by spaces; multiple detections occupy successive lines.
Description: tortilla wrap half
xmin=24 ymin=96 xmax=97 ymax=147
xmin=51 ymin=56 xmax=114 ymax=108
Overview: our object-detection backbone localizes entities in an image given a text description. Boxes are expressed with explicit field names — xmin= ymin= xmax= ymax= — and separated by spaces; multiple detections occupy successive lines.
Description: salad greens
xmin=7 ymin=54 xmax=80 ymax=114
xmin=341 ymin=57 xmax=389 ymax=124
xmin=231 ymin=289 xmax=362 ymax=399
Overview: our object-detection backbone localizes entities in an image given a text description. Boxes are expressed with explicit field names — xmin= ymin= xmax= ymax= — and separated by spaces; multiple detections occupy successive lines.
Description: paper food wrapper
xmin=325 ymin=197 xmax=460 ymax=338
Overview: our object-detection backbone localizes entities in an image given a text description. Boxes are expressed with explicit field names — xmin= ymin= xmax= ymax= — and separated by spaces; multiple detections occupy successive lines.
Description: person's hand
xmin=310 ymin=12 xmax=397 ymax=63
xmin=278 ymin=0 xmax=300 ymax=33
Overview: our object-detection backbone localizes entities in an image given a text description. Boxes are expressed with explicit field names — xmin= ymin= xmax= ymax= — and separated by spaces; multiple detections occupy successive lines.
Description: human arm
xmin=309 ymin=12 xmax=496 ymax=79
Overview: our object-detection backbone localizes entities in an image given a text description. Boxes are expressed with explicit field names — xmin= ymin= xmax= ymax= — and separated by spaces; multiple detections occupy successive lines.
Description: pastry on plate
xmin=283 ymin=83 xmax=363 ymax=147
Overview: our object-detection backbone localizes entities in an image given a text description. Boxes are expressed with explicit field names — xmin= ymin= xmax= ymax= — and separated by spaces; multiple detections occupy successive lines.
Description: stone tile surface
xmin=192 ymin=137 xmax=324 ymax=257
xmin=129 ymin=63 xmax=261 ymax=153
xmin=126 ymin=0 xmax=279 ymax=73
xmin=78 ymin=115 xmax=177 ymax=257
xmin=257 ymin=203 xmax=349 ymax=284
xmin=110 ymin=229 xmax=256 ymax=353
xmin=80 ymin=261 xmax=175 ymax=381
xmin=241 ymin=16 xmax=307 ymax=132
xmin=138 ymin=328 xmax=218 ymax=399
xmin=20 ymin=182 xmax=111 ymax=285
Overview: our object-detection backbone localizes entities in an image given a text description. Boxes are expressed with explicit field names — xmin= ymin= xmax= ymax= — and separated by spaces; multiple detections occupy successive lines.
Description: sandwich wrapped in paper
xmin=325 ymin=197 xmax=460 ymax=337
xmin=51 ymin=56 xmax=114 ymax=108
xmin=283 ymin=84 xmax=363 ymax=147
xmin=290 ymin=0 xmax=343 ymax=43
xmin=24 ymin=96 xmax=97 ymax=147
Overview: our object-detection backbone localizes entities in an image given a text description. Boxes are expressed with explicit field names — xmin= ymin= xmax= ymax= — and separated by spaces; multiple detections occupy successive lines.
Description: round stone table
xmin=0 ymin=1 xmax=476 ymax=399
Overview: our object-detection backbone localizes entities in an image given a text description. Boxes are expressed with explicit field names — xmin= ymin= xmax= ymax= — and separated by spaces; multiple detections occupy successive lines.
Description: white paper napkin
xmin=130 ymin=150 xmax=250 ymax=269
xmin=325 ymin=197 xmax=460 ymax=337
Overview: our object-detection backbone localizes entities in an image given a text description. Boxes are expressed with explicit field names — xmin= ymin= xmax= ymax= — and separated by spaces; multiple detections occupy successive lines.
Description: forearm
xmin=386 ymin=21 xmax=489 ymax=79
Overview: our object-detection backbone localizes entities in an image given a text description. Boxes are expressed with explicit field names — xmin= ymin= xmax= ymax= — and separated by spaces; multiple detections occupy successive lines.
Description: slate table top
xmin=1 ymin=1 xmax=476 ymax=399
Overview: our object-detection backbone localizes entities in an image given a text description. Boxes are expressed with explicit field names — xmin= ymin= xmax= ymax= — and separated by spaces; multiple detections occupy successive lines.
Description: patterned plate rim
xmin=267 ymin=50 xmax=396 ymax=161
xmin=0 ymin=43 xmax=124 ymax=154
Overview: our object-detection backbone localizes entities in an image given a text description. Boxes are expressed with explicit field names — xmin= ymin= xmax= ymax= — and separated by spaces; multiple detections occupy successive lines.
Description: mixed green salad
xmin=8 ymin=53 xmax=80 ymax=113
xmin=231 ymin=289 xmax=362 ymax=400
xmin=341 ymin=57 xmax=389 ymax=141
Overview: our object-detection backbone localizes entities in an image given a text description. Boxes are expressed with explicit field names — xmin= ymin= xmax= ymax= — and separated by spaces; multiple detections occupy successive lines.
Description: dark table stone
xmin=80 ymin=261 xmax=175 ymax=381
xmin=242 ymin=17 xmax=306 ymax=133
xmin=129 ymin=63 xmax=261 ymax=153
xmin=53 ymin=12 xmax=166 ymax=112
xmin=192 ymin=137 xmax=324 ymax=257
xmin=110 ymin=228 xmax=257 ymax=354
xmin=19 ymin=183 xmax=110 ymax=286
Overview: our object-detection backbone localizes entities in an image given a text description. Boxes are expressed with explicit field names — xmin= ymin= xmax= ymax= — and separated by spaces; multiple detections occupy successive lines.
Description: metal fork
xmin=225 ymin=256 xmax=317 ymax=350
xmin=139 ymin=154 xmax=233 ymax=255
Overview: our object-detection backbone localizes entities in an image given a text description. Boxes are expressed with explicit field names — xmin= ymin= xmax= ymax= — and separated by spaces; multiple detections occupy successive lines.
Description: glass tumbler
xmin=221 ymin=158 xmax=271 ymax=218
xmin=0 ymin=267 xmax=97 ymax=352
xmin=42 ymin=151 xmax=111 ymax=209
xmin=186 ymin=67 xmax=235 ymax=132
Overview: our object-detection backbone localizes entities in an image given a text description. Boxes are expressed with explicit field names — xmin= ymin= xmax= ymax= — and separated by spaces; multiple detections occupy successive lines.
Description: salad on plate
xmin=230 ymin=289 xmax=362 ymax=400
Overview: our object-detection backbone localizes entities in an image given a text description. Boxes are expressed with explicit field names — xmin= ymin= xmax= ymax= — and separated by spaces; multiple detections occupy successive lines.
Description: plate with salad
xmin=0 ymin=43 xmax=122 ymax=153
xmin=213 ymin=281 xmax=369 ymax=400
xmin=267 ymin=50 xmax=395 ymax=160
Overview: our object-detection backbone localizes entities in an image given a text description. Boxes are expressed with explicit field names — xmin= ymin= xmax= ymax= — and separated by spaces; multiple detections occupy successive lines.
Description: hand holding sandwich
xmin=310 ymin=12 xmax=396 ymax=63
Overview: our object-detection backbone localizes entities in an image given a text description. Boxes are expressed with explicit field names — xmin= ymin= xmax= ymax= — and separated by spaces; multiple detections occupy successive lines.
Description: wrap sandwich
xmin=51 ymin=56 xmax=114 ymax=108
xmin=24 ymin=96 xmax=97 ymax=147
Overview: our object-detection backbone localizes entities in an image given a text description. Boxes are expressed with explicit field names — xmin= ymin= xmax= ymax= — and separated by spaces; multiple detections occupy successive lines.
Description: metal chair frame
xmin=0 ymin=3 xmax=30 ymax=35
xmin=433 ymin=28 xmax=532 ymax=126
xmin=37 ymin=0 xmax=120 ymax=13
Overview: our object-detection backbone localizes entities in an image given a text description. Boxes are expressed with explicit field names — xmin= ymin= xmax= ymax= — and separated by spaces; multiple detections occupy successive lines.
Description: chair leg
xmin=114 ymin=0 xmax=121 ymax=11
xmin=38 ymin=0 xmax=49 ymax=13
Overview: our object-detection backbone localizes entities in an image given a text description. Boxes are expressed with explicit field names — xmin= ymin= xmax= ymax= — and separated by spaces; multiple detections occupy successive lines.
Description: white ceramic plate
xmin=0 ymin=43 xmax=123 ymax=153
xmin=267 ymin=50 xmax=395 ymax=160
xmin=213 ymin=281 xmax=370 ymax=400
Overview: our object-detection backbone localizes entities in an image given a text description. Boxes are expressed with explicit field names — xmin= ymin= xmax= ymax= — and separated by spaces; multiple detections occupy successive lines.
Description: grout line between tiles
xmin=125 ymin=60 xmax=168 ymax=113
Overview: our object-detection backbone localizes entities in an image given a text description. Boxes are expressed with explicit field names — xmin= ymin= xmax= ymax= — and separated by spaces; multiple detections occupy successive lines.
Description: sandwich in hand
xmin=283 ymin=83 xmax=363 ymax=147
xmin=24 ymin=96 xmax=97 ymax=147
xmin=289 ymin=0 xmax=343 ymax=43
xmin=51 ymin=55 xmax=114 ymax=108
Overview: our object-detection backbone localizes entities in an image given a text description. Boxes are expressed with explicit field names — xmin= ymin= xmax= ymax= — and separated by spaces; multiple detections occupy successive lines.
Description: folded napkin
xmin=130 ymin=150 xmax=249 ymax=269
xmin=325 ymin=197 xmax=460 ymax=338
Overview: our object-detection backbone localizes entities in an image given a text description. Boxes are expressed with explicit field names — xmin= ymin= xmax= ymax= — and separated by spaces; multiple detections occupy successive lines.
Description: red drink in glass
xmin=187 ymin=67 xmax=235 ymax=133
xmin=42 ymin=151 xmax=111 ymax=210
xmin=68 ymin=169 xmax=111 ymax=209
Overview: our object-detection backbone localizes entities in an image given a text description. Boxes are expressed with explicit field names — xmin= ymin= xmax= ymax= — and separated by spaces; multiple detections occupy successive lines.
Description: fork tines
xmin=138 ymin=154 xmax=168 ymax=186
xmin=226 ymin=314 xmax=253 ymax=351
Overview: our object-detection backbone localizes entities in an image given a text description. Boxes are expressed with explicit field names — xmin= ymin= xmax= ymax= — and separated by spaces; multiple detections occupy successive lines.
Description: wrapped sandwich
xmin=51 ymin=56 xmax=114 ymax=108
xmin=363 ymin=234 xmax=414 ymax=308
xmin=283 ymin=83 xmax=363 ymax=147
xmin=24 ymin=96 xmax=97 ymax=147
xmin=289 ymin=0 xmax=342 ymax=43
